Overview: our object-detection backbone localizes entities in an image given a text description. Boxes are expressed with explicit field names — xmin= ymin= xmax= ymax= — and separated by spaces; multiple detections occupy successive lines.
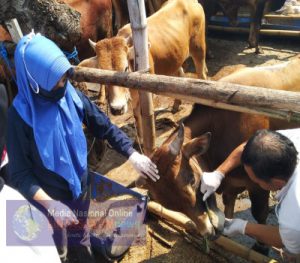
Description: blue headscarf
xmin=13 ymin=33 xmax=87 ymax=199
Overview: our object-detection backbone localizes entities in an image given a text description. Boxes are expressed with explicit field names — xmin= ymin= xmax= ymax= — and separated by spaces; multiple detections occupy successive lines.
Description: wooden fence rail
xmin=72 ymin=67 xmax=300 ymax=122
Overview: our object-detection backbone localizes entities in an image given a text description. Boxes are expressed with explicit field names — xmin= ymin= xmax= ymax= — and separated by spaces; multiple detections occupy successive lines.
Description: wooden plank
xmin=71 ymin=67 xmax=300 ymax=123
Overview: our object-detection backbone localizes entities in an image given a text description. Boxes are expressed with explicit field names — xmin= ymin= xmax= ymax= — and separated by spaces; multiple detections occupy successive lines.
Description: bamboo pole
xmin=147 ymin=201 xmax=278 ymax=263
xmin=5 ymin=18 xmax=23 ymax=43
xmin=72 ymin=67 xmax=300 ymax=123
xmin=127 ymin=0 xmax=156 ymax=155
xmin=147 ymin=201 xmax=198 ymax=232
xmin=208 ymin=25 xmax=300 ymax=37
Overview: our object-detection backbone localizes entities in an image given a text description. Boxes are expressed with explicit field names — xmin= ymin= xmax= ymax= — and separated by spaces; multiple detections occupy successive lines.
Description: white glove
xmin=200 ymin=171 xmax=224 ymax=201
xmin=129 ymin=151 xmax=160 ymax=182
xmin=46 ymin=201 xmax=79 ymax=228
xmin=223 ymin=218 xmax=248 ymax=237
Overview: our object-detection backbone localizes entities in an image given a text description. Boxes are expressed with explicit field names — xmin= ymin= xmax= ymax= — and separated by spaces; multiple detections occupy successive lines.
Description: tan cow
xmin=219 ymin=56 xmax=300 ymax=91
xmin=219 ymin=56 xmax=300 ymax=129
xmin=84 ymin=0 xmax=207 ymax=140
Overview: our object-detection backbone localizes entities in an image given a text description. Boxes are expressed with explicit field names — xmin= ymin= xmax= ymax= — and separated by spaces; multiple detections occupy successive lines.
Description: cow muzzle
xmin=110 ymin=103 xmax=128 ymax=115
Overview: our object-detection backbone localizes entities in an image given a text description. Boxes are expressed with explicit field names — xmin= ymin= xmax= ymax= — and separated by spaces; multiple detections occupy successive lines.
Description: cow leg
xmin=248 ymin=188 xmax=269 ymax=224
xmin=190 ymin=21 xmax=207 ymax=80
xmin=248 ymin=188 xmax=270 ymax=256
xmin=248 ymin=0 xmax=266 ymax=54
xmin=130 ymin=89 xmax=143 ymax=145
xmin=99 ymin=84 xmax=106 ymax=106
xmin=222 ymin=187 xmax=243 ymax=218
xmin=147 ymin=0 xmax=156 ymax=15
xmin=112 ymin=0 xmax=122 ymax=30
xmin=171 ymin=67 xmax=184 ymax=113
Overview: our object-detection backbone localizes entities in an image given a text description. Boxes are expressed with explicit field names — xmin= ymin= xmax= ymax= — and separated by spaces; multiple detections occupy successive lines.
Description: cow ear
xmin=125 ymin=36 xmax=133 ymax=46
xmin=183 ymin=132 xmax=211 ymax=158
xmin=128 ymin=46 xmax=135 ymax=61
xmin=78 ymin=56 xmax=98 ymax=68
xmin=169 ymin=123 xmax=184 ymax=157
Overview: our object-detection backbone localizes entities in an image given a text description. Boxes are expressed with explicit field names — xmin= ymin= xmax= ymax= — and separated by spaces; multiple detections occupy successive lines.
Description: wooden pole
xmin=208 ymin=25 xmax=300 ymax=37
xmin=147 ymin=201 xmax=278 ymax=263
xmin=72 ymin=67 xmax=300 ymax=123
xmin=147 ymin=201 xmax=198 ymax=232
xmin=127 ymin=0 xmax=156 ymax=155
xmin=5 ymin=18 xmax=23 ymax=43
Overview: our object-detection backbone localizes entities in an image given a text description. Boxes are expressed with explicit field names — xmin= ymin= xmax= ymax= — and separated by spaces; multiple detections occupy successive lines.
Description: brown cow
xmin=84 ymin=0 xmax=207 ymax=140
xmin=145 ymin=122 xmax=225 ymax=237
xmin=0 ymin=27 xmax=17 ymax=104
xmin=112 ymin=0 xmax=168 ymax=31
xmin=60 ymin=0 xmax=113 ymax=59
xmin=146 ymin=104 xmax=270 ymax=238
xmin=216 ymin=0 xmax=286 ymax=53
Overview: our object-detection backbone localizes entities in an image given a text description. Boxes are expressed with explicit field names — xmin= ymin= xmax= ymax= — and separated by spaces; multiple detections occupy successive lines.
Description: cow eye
xmin=190 ymin=175 xmax=195 ymax=186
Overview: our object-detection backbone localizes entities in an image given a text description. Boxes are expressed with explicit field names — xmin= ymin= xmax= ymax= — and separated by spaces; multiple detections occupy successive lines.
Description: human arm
xmin=216 ymin=142 xmax=246 ymax=175
xmin=76 ymin=90 xmax=135 ymax=157
xmin=7 ymin=107 xmax=78 ymax=227
xmin=245 ymin=223 xmax=283 ymax=248
xmin=6 ymin=107 xmax=42 ymax=198
xmin=223 ymin=218 xmax=283 ymax=248
xmin=76 ymin=90 xmax=159 ymax=181
xmin=201 ymin=142 xmax=246 ymax=201
xmin=33 ymin=188 xmax=78 ymax=228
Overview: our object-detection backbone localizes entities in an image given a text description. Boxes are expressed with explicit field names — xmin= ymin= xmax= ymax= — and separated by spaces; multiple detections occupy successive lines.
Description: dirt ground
xmin=89 ymin=31 xmax=300 ymax=263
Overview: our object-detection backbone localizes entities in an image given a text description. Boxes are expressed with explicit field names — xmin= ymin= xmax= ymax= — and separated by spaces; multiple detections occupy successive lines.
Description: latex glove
xmin=46 ymin=201 xmax=79 ymax=228
xmin=200 ymin=171 xmax=224 ymax=201
xmin=223 ymin=218 xmax=248 ymax=237
xmin=129 ymin=151 xmax=160 ymax=182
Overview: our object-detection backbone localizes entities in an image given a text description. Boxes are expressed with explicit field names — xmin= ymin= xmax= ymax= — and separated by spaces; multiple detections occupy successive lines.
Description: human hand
xmin=129 ymin=152 xmax=160 ymax=182
xmin=46 ymin=201 xmax=79 ymax=228
xmin=200 ymin=171 xmax=224 ymax=201
xmin=223 ymin=218 xmax=248 ymax=237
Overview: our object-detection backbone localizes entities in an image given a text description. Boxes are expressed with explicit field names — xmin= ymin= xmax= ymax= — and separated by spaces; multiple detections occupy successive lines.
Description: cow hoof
xmin=252 ymin=242 xmax=269 ymax=256
xmin=172 ymin=99 xmax=182 ymax=113
xmin=255 ymin=48 xmax=264 ymax=54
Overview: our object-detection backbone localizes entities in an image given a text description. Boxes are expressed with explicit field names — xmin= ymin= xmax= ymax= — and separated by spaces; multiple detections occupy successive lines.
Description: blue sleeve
xmin=6 ymin=107 xmax=41 ymax=199
xmin=76 ymin=90 xmax=135 ymax=158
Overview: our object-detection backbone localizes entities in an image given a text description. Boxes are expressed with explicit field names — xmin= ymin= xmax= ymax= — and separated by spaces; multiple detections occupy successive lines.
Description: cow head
xmin=217 ymin=0 xmax=239 ymax=26
xmin=146 ymin=123 xmax=225 ymax=237
xmin=89 ymin=37 xmax=132 ymax=115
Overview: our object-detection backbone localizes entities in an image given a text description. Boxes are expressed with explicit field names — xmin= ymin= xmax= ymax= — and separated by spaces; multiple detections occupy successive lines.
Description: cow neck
xmin=183 ymin=104 xmax=213 ymax=140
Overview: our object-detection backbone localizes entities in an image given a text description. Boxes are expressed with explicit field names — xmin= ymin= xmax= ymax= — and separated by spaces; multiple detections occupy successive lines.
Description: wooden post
xmin=127 ymin=0 xmax=156 ymax=155
xmin=5 ymin=18 xmax=23 ymax=43
xmin=72 ymin=67 xmax=300 ymax=123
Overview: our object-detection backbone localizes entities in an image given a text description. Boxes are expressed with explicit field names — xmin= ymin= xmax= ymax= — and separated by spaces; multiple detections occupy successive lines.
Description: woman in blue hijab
xmin=7 ymin=33 xmax=159 ymax=263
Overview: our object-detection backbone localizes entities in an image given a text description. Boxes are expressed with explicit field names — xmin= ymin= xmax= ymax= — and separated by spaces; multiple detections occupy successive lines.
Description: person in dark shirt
xmin=6 ymin=33 xmax=159 ymax=263
xmin=0 ymin=84 xmax=8 ymax=180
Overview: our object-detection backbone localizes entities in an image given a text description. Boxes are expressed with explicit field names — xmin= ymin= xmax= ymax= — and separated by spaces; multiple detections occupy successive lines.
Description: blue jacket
xmin=7 ymin=90 xmax=135 ymax=200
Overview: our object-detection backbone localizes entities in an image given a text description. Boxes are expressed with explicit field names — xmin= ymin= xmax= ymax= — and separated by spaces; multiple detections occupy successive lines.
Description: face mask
xmin=38 ymin=81 xmax=67 ymax=102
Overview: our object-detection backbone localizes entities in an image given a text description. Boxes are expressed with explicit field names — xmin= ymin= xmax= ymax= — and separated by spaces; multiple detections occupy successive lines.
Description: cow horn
xmin=88 ymin=39 xmax=97 ymax=51
xmin=169 ymin=123 xmax=184 ymax=157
